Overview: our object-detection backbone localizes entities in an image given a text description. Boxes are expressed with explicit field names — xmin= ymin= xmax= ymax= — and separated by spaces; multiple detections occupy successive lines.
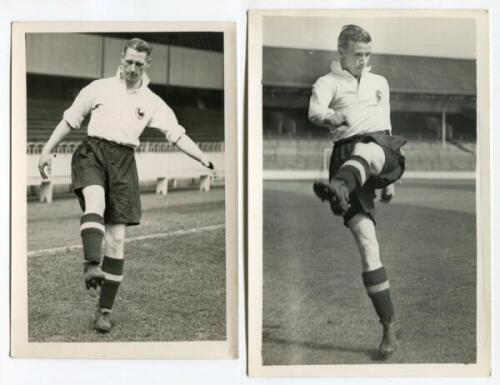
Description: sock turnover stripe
xmin=340 ymin=160 xmax=367 ymax=185
xmin=80 ymin=222 xmax=105 ymax=233
xmin=337 ymin=165 xmax=362 ymax=183
xmin=104 ymin=272 xmax=123 ymax=282
xmin=350 ymin=155 xmax=370 ymax=175
xmin=366 ymin=280 xmax=390 ymax=294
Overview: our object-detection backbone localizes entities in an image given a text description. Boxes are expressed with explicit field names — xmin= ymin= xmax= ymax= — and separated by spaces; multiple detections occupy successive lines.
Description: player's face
xmin=339 ymin=41 xmax=372 ymax=77
xmin=121 ymin=48 xmax=151 ymax=84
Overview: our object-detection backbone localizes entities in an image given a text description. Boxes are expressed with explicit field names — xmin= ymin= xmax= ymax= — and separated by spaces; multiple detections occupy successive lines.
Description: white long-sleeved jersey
xmin=308 ymin=61 xmax=392 ymax=142
xmin=63 ymin=69 xmax=185 ymax=148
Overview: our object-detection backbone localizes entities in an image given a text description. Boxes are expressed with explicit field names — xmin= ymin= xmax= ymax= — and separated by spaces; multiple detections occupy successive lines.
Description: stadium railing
xmin=263 ymin=138 xmax=476 ymax=179
xmin=27 ymin=141 xmax=225 ymax=203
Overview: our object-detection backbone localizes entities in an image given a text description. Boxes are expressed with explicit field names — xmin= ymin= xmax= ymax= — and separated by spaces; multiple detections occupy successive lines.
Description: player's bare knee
xmin=352 ymin=142 xmax=385 ymax=176
xmin=104 ymin=227 xmax=126 ymax=258
xmin=104 ymin=235 xmax=124 ymax=258
xmin=82 ymin=185 xmax=105 ymax=215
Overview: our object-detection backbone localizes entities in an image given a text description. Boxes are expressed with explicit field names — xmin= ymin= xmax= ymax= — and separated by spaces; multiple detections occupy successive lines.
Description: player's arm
xmin=175 ymin=134 xmax=213 ymax=169
xmin=150 ymin=100 xmax=214 ymax=169
xmin=38 ymin=120 xmax=73 ymax=179
xmin=38 ymin=83 xmax=94 ymax=179
xmin=308 ymin=77 xmax=346 ymax=128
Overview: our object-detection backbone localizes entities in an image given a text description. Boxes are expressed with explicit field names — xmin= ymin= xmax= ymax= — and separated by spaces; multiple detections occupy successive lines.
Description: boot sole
xmin=313 ymin=181 xmax=333 ymax=202
xmin=95 ymin=325 xmax=111 ymax=333
xmin=313 ymin=181 xmax=349 ymax=215
xmin=85 ymin=276 xmax=105 ymax=290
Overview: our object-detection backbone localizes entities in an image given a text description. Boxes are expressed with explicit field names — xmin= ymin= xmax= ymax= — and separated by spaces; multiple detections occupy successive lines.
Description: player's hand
xmin=205 ymin=161 xmax=215 ymax=170
xmin=201 ymin=158 xmax=215 ymax=170
xmin=38 ymin=152 xmax=54 ymax=180
xmin=324 ymin=112 xmax=347 ymax=127
xmin=380 ymin=184 xmax=395 ymax=203
xmin=201 ymin=158 xmax=221 ymax=180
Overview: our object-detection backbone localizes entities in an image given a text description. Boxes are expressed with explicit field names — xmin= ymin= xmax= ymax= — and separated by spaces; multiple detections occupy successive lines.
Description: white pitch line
xmin=28 ymin=224 xmax=224 ymax=257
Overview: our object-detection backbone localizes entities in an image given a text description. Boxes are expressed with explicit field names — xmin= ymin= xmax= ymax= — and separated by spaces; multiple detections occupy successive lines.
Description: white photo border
xmin=10 ymin=21 xmax=238 ymax=359
xmin=247 ymin=8 xmax=491 ymax=377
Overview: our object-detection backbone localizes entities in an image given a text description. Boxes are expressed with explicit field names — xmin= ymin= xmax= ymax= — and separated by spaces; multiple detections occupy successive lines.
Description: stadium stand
xmin=28 ymin=98 xmax=86 ymax=142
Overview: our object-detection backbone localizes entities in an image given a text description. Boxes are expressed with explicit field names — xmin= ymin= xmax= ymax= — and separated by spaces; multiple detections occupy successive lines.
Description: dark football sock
xmin=80 ymin=213 xmax=104 ymax=264
xmin=336 ymin=155 xmax=371 ymax=192
xmin=99 ymin=256 xmax=124 ymax=310
xmin=362 ymin=266 xmax=395 ymax=322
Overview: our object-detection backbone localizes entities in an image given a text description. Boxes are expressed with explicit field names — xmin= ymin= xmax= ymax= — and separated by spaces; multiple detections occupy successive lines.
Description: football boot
xmin=378 ymin=318 xmax=402 ymax=357
xmin=94 ymin=308 xmax=112 ymax=333
xmin=84 ymin=262 xmax=105 ymax=290
xmin=313 ymin=179 xmax=350 ymax=216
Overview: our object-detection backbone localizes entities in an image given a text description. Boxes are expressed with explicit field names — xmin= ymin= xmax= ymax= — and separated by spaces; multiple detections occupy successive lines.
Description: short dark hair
xmin=123 ymin=38 xmax=153 ymax=56
xmin=338 ymin=25 xmax=371 ymax=51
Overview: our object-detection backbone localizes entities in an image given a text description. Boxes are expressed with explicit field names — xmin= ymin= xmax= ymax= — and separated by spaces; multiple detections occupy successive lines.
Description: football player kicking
xmin=38 ymin=38 xmax=215 ymax=333
xmin=308 ymin=25 xmax=406 ymax=357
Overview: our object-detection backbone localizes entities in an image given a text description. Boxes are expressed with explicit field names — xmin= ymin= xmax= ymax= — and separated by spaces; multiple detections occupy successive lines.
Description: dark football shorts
xmin=328 ymin=131 xmax=406 ymax=225
xmin=71 ymin=136 xmax=141 ymax=226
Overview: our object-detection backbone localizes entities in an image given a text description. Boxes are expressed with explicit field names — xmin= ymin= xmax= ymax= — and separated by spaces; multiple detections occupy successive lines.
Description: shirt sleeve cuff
xmin=310 ymin=108 xmax=336 ymax=127
xmin=166 ymin=124 xmax=186 ymax=144
xmin=322 ymin=108 xmax=338 ymax=122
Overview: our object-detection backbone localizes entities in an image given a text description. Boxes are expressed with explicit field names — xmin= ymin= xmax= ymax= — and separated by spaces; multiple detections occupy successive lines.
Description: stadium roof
xmin=263 ymin=46 xmax=476 ymax=95
xmin=89 ymin=32 xmax=223 ymax=52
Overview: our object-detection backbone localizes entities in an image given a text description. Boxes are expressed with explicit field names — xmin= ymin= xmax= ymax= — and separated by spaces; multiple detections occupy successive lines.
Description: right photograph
xmin=248 ymin=10 xmax=490 ymax=377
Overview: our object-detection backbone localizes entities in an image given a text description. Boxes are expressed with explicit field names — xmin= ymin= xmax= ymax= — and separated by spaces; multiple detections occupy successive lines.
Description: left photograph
xmin=11 ymin=22 xmax=237 ymax=359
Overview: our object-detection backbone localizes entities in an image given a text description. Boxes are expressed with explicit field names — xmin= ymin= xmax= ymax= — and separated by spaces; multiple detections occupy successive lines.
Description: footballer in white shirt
xmin=37 ymin=38 xmax=215 ymax=334
xmin=308 ymin=25 xmax=406 ymax=357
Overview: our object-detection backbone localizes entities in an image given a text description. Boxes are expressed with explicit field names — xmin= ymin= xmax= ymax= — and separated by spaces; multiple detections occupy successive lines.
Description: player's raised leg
xmin=81 ymin=185 xmax=106 ymax=290
xmin=94 ymin=224 xmax=126 ymax=333
xmin=348 ymin=213 xmax=400 ymax=356
xmin=314 ymin=142 xmax=385 ymax=214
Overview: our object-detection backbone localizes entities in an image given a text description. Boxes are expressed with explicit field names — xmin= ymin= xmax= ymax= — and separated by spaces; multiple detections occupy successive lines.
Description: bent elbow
xmin=308 ymin=110 xmax=324 ymax=127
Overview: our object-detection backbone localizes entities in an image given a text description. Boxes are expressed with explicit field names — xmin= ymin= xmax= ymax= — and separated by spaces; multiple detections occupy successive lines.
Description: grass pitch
xmin=28 ymin=188 xmax=226 ymax=342
xmin=263 ymin=179 xmax=476 ymax=365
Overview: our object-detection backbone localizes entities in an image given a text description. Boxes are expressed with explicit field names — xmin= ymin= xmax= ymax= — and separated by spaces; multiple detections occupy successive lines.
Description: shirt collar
xmin=330 ymin=61 xmax=371 ymax=79
xmin=116 ymin=66 xmax=151 ymax=91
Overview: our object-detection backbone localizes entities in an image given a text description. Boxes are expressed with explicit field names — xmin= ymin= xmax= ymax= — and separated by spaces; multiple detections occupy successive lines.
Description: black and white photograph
xmin=248 ymin=10 xmax=490 ymax=376
xmin=11 ymin=22 xmax=238 ymax=358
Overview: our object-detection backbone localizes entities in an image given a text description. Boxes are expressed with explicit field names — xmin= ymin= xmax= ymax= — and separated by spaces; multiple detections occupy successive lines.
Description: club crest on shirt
xmin=375 ymin=90 xmax=383 ymax=104
xmin=135 ymin=107 xmax=145 ymax=120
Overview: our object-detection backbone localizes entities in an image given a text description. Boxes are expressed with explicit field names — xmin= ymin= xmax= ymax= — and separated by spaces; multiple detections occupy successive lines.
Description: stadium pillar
xmin=441 ymin=106 xmax=447 ymax=149
xmin=156 ymin=177 xmax=168 ymax=195
xmin=39 ymin=181 xmax=53 ymax=203
xmin=200 ymin=175 xmax=211 ymax=192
